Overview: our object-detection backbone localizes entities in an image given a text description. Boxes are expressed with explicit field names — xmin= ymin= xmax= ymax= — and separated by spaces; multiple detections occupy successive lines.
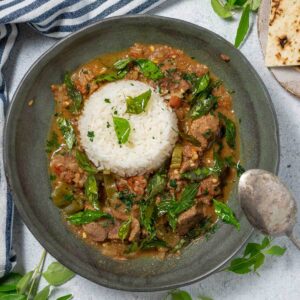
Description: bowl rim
xmin=3 ymin=14 xmax=280 ymax=292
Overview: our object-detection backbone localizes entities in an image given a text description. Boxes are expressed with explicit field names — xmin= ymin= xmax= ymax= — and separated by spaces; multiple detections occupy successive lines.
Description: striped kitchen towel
xmin=0 ymin=0 xmax=167 ymax=278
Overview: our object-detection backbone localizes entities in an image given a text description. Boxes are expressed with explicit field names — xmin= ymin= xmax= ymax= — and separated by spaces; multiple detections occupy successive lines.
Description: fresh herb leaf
xmin=181 ymin=167 xmax=214 ymax=181
xmin=113 ymin=58 xmax=133 ymax=70
xmin=16 ymin=271 xmax=34 ymax=294
xmin=218 ymin=112 xmax=236 ymax=149
xmin=234 ymin=4 xmax=250 ymax=48
xmin=64 ymin=72 xmax=83 ymax=113
xmin=112 ymin=116 xmax=131 ymax=144
xmin=189 ymin=95 xmax=218 ymax=120
xmin=33 ymin=284 xmax=50 ymax=300
xmin=94 ymin=73 xmax=119 ymax=83
xmin=136 ymin=59 xmax=164 ymax=80
xmin=178 ymin=131 xmax=201 ymax=147
xmin=118 ymin=190 xmax=135 ymax=210
xmin=169 ymin=179 xmax=177 ymax=188
xmin=0 ymin=273 xmax=22 ymax=292
xmin=56 ymin=117 xmax=76 ymax=150
xmin=264 ymin=245 xmax=286 ymax=256
xmin=213 ymin=199 xmax=240 ymax=230
xmin=168 ymin=289 xmax=193 ymax=300
xmin=67 ymin=209 xmax=113 ymax=225
xmin=104 ymin=98 xmax=111 ymax=103
xmin=147 ymin=170 xmax=168 ymax=199
xmin=85 ymin=175 xmax=100 ymax=210
xmin=118 ymin=218 xmax=132 ymax=240
xmin=87 ymin=131 xmax=95 ymax=142
xmin=126 ymin=89 xmax=152 ymax=114
xmin=140 ymin=238 xmax=167 ymax=250
xmin=75 ymin=150 xmax=98 ymax=174
xmin=46 ymin=131 xmax=59 ymax=153
xmin=140 ymin=199 xmax=156 ymax=235
xmin=43 ymin=262 xmax=74 ymax=286
xmin=193 ymin=74 xmax=210 ymax=95
xmin=56 ymin=294 xmax=73 ymax=300
xmin=211 ymin=0 xmax=232 ymax=18
xmin=224 ymin=156 xmax=245 ymax=177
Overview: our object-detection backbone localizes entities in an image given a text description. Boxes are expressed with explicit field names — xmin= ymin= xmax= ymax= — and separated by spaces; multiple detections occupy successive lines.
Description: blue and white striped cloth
xmin=0 ymin=0 xmax=167 ymax=278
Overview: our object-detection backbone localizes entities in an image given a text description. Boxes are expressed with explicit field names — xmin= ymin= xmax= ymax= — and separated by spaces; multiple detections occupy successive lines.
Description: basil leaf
xmin=253 ymin=252 xmax=265 ymax=271
xmin=64 ymin=72 xmax=82 ymax=114
xmin=43 ymin=262 xmax=75 ymax=286
xmin=118 ymin=218 xmax=132 ymax=240
xmin=118 ymin=190 xmax=135 ymax=210
xmin=213 ymin=199 xmax=240 ymax=230
xmin=56 ymin=117 xmax=76 ymax=150
xmin=16 ymin=271 xmax=34 ymax=294
xmin=181 ymin=167 xmax=214 ymax=181
xmin=140 ymin=199 xmax=156 ymax=235
xmin=189 ymin=95 xmax=218 ymax=120
xmin=136 ymin=59 xmax=164 ymax=80
xmin=126 ymin=89 xmax=151 ymax=114
xmin=234 ymin=4 xmax=250 ymax=48
xmin=67 ymin=209 xmax=113 ymax=225
xmin=0 ymin=295 xmax=26 ymax=300
xmin=33 ymin=285 xmax=50 ymax=300
xmin=140 ymin=239 xmax=167 ymax=250
xmin=218 ymin=113 xmax=236 ymax=149
xmin=94 ymin=73 xmax=119 ymax=83
xmin=113 ymin=58 xmax=132 ymax=70
xmin=211 ymin=0 xmax=232 ymax=18
xmin=0 ymin=273 xmax=22 ymax=292
xmin=75 ymin=150 xmax=98 ymax=174
xmin=147 ymin=170 xmax=168 ymax=199
xmin=227 ymin=257 xmax=254 ymax=274
xmin=85 ymin=175 xmax=100 ymax=210
xmin=46 ymin=131 xmax=59 ymax=153
xmin=260 ymin=236 xmax=271 ymax=249
xmin=173 ymin=183 xmax=199 ymax=215
xmin=178 ymin=131 xmax=201 ymax=147
xmin=193 ymin=74 xmax=210 ymax=95
xmin=243 ymin=242 xmax=262 ymax=257
xmin=169 ymin=289 xmax=192 ymax=300
xmin=224 ymin=157 xmax=245 ymax=177
xmin=56 ymin=294 xmax=73 ymax=300
xmin=264 ymin=245 xmax=286 ymax=256
xmin=112 ymin=116 xmax=131 ymax=144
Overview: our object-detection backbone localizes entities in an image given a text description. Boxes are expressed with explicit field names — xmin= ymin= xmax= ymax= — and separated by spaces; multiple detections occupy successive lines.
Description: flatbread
xmin=265 ymin=0 xmax=300 ymax=67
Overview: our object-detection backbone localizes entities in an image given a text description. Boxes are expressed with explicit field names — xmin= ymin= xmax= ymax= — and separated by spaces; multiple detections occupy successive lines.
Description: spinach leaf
xmin=64 ymin=72 xmax=82 ymax=113
xmin=126 ymin=89 xmax=152 ymax=114
xmin=188 ymin=95 xmax=218 ymax=120
xmin=85 ymin=175 xmax=100 ymax=210
xmin=46 ymin=131 xmax=59 ymax=153
xmin=33 ymin=284 xmax=50 ymax=300
xmin=113 ymin=58 xmax=133 ymax=70
xmin=234 ymin=4 xmax=250 ymax=48
xmin=0 ymin=273 xmax=22 ymax=292
xmin=168 ymin=289 xmax=193 ymax=300
xmin=136 ymin=59 xmax=164 ymax=80
xmin=218 ymin=112 xmax=236 ymax=149
xmin=67 ymin=209 xmax=112 ymax=225
xmin=178 ymin=131 xmax=201 ymax=147
xmin=56 ymin=117 xmax=76 ymax=150
xmin=56 ymin=294 xmax=73 ymax=300
xmin=43 ymin=262 xmax=74 ymax=286
xmin=118 ymin=218 xmax=132 ymax=240
xmin=75 ymin=150 xmax=98 ymax=174
xmin=112 ymin=116 xmax=131 ymax=144
xmin=94 ymin=73 xmax=119 ymax=83
xmin=147 ymin=170 xmax=168 ymax=199
xmin=211 ymin=0 xmax=232 ymax=18
xmin=213 ymin=199 xmax=240 ymax=230
xmin=118 ymin=190 xmax=136 ymax=210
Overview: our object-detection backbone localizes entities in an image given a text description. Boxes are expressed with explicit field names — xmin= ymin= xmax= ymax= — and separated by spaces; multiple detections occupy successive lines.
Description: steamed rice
xmin=78 ymin=80 xmax=178 ymax=177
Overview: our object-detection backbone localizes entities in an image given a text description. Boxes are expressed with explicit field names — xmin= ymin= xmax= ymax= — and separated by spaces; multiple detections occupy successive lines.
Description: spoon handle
xmin=287 ymin=231 xmax=300 ymax=251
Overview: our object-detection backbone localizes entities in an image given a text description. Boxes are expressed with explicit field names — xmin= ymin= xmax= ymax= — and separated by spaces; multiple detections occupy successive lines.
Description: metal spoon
xmin=238 ymin=169 xmax=300 ymax=250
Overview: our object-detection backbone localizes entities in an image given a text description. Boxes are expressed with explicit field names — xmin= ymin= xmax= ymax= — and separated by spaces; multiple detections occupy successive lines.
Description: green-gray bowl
xmin=4 ymin=15 xmax=279 ymax=291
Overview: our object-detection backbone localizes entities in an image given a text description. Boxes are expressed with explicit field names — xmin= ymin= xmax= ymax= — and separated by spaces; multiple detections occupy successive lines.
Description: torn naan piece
xmin=265 ymin=0 xmax=300 ymax=67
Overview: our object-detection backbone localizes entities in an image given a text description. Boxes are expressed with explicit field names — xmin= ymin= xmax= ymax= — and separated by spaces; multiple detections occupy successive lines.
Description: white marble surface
xmin=4 ymin=0 xmax=300 ymax=299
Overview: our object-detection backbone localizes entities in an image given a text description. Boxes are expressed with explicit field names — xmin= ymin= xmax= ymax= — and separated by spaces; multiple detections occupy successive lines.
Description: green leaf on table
xmin=0 ymin=294 xmax=26 ymax=300
xmin=75 ymin=150 xmax=98 ymax=174
xmin=56 ymin=294 xmax=73 ymax=300
xmin=218 ymin=112 xmax=236 ymax=149
xmin=0 ymin=273 xmax=22 ymax=292
xmin=67 ymin=209 xmax=113 ymax=225
xmin=126 ymin=89 xmax=151 ymax=114
xmin=169 ymin=289 xmax=192 ymax=300
xmin=118 ymin=218 xmax=132 ymax=240
xmin=113 ymin=116 xmax=131 ymax=144
xmin=33 ymin=285 xmax=50 ymax=300
xmin=264 ymin=245 xmax=286 ymax=256
xmin=43 ymin=262 xmax=75 ymax=286
xmin=16 ymin=271 xmax=34 ymax=294
xmin=211 ymin=0 xmax=232 ymax=18
xmin=56 ymin=117 xmax=76 ymax=150
xmin=136 ymin=59 xmax=164 ymax=80
xmin=213 ymin=199 xmax=240 ymax=230
xmin=234 ymin=4 xmax=250 ymax=48
xmin=64 ymin=72 xmax=83 ymax=114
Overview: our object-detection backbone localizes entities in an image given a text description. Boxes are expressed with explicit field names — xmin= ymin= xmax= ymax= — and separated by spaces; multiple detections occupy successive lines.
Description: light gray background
xmin=4 ymin=0 xmax=300 ymax=299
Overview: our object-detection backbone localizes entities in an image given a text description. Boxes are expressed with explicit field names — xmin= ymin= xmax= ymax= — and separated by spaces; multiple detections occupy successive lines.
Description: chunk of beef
xmin=177 ymin=205 xmax=204 ymax=235
xmin=180 ymin=143 xmax=200 ymax=172
xmin=197 ymin=176 xmax=221 ymax=197
xmin=50 ymin=154 xmax=86 ymax=188
xmin=190 ymin=115 xmax=220 ymax=151
xmin=83 ymin=222 xmax=107 ymax=242
xmin=107 ymin=220 xmax=121 ymax=240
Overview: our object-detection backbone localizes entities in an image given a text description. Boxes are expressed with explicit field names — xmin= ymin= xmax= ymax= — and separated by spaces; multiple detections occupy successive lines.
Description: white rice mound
xmin=78 ymin=80 xmax=178 ymax=177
